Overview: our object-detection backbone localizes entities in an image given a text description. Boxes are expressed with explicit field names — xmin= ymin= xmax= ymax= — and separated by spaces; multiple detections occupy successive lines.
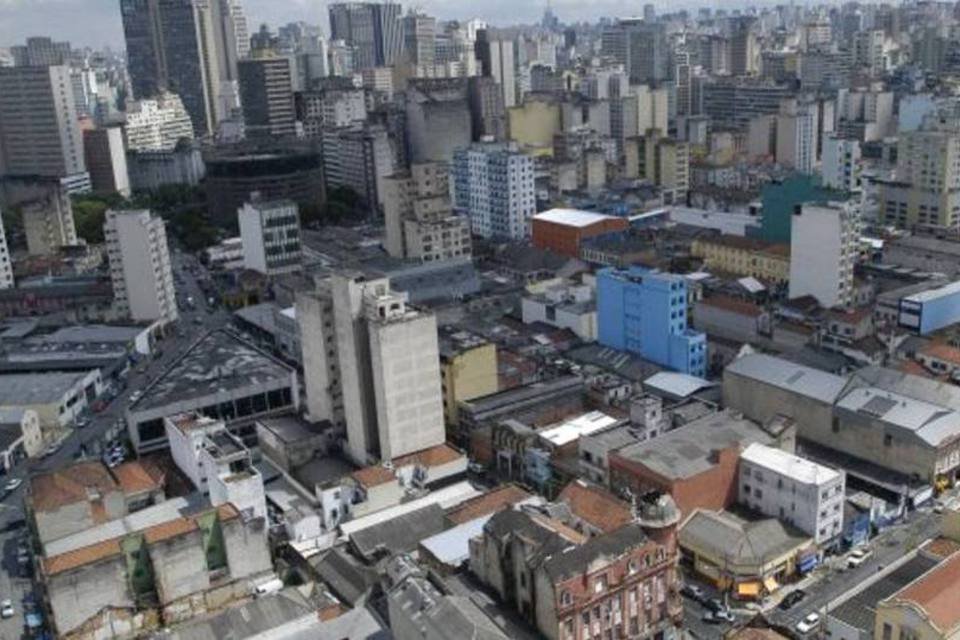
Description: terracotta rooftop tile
xmin=143 ymin=516 xmax=198 ymax=545
xmin=699 ymin=295 xmax=765 ymax=318
xmin=393 ymin=443 xmax=463 ymax=469
xmin=889 ymin=550 xmax=960 ymax=633
xmin=43 ymin=538 xmax=122 ymax=576
xmin=923 ymin=537 xmax=960 ymax=560
xmin=216 ymin=502 xmax=240 ymax=521
xmin=920 ymin=342 xmax=960 ymax=366
xmin=558 ymin=480 xmax=633 ymax=534
xmin=111 ymin=461 xmax=162 ymax=496
xmin=29 ymin=461 xmax=119 ymax=513
xmin=446 ymin=484 xmax=533 ymax=525
xmin=351 ymin=464 xmax=396 ymax=489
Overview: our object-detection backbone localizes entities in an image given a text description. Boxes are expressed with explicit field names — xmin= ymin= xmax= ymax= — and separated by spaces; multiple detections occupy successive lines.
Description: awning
xmin=763 ymin=576 xmax=779 ymax=592
xmin=737 ymin=582 xmax=760 ymax=597
xmin=798 ymin=554 xmax=819 ymax=573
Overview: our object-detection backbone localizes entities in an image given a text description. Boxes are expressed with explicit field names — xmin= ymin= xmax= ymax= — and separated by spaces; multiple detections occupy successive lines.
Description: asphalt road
xmin=0 ymin=249 xmax=230 ymax=639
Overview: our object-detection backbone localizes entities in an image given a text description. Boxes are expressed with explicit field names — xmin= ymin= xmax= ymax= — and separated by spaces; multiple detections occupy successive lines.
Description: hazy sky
xmin=0 ymin=0 xmax=718 ymax=50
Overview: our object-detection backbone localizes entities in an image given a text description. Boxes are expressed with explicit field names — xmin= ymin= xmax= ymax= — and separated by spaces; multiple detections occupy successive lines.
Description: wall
xmin=531 ymin=217 xmax=628 ymax=258
xmin=722 ymin=370 xmax=834 ymax=440
xmin=441 ymin=343 xmax=498 ymax=426
xmin=47 ymin=556 xmax=133 ymax=636
xmin=221 ymin=515 xmax=272 ymax=581
xmin=507 ymin=100 xmax=562 ymax=153
xmin=149 ymin=529 xmax=211 ymax=604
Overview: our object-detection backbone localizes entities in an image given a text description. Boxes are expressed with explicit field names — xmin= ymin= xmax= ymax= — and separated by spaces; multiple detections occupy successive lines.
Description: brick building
xmin=532 ymin=209 xmax=629 ymax=258
xmin=469 ymin=494 xmax=683 ymax=640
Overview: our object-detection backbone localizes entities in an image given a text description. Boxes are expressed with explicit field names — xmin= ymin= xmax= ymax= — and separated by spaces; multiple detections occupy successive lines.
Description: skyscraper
xmin=475 ymin=30 xmax=517 ymax=108
xmin=10 ymin=36 xmax=70 ymax=67
xmin=120 ymin=0 xmax=242 ymax=135
xmin=0 ymin=66 xmax=88 ymax=190
xmin=403 ymin=11 xmax=436 ymax=66
xmin=237 ymin=55 xmax=296 ymax=138
xmin=601 ymin=19 xmax=668 ymax=85
xmin=328 ymin=2 xmax=403 ymax=70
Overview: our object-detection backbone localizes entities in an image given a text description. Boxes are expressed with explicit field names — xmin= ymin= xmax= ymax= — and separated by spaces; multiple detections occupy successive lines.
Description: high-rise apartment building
xmin=383 ymin=162 xmax=472 ymax=262
xmin=475 ymin=30 xmax=516 ymax=108
xmin=83 ymin=126 xmax=131 ymax=197
xmin=466 ymin=76 xmax=507 ymax=141
xmin=328 ymin=2 xmax=403 ymax=70
xmin=124 ymin=93 xmax=196 ymax=152
xmin=120 ymin=0 xmax=241 ymax=135
xmin=320 ymin=124 xmax=395 ymax=213
xmin=835 ymin=86 xmax=894 ymax=143
xmin=728 ymin=16 xmax=759 ymax=76
xmin=0 ymin=66 xmax=88 ymax=189
xmin=238 ymin=198 xmax=302 ymax=276
xmin=452 ymin=142 xmax=535 ymax=241
xmin=0 ymin=210 xmax=13 ymax=290
xmin=776 ymin=98 xmax=818 ymax=174
xmin=403 ymin=11 xmax=436 ymax=66
xmin=237 ymin=55 xmax=296 ymax=138
xmin=601 ymin=20 xmax=668 ymax=85
xmin=296 ymin=87 xmax=367 ymax=138
xmin=226 ymin=0 xmax=250 ymax=60
xmin=104 ymin=209 xmax=179 ymax=325
xmin=597 ymin=266 xmax=707 ymax=377
xmin=22 ymin=189 xmax=78 ymax=256
xmin=789 ymin=201 xmax=859 ymax=309
xmin=821 ymin=134 xmax=861 ymax=192
xmin=404 ymin=78 xmax=472 ymax=164
xmin=639 ymin=131 xmax=690 ymax=205
xmin=879 ymin=125 xmax=960 ymax=230
xmin=296 ymin=273 xmax=446 ymax=465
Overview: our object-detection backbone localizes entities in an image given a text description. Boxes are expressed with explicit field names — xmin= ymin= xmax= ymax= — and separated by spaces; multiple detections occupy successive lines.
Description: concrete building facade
xmin=22 ymin=189 xmax=78 ymax=257
xmin=788 ymin=201 xmax=859 ymax=309
xmin=104 ymin=209 xmax=178 ymax=325
xmin=452 ymin=142 xmax=535 ymax=240
xmin=238 ymin=198 xmax=302 ymax=276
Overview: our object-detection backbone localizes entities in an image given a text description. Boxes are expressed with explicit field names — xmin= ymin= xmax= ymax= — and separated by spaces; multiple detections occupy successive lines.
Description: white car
xmin=129 ymin=390 xmax=143 ymax=403
xmin=3 ymin=478 xmax=22 ymax=493
xmin=0 ymin=599 xmax=13 ymax=618
xmin=847 ymin=547 xmax=873 ymax=568
xmin=796 ymin=612 xmax=820 ymax=634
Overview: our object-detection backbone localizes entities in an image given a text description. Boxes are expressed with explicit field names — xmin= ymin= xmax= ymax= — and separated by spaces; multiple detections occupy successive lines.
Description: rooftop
xmin=644 ymin=371 xmax=715 ymax=399
xmin=557 ymin=480 xmax=633 ymax=534
xmin=349 ymin=503 xmax=447 ymax=563
xmin=256 ymin=415 xmax=327 ymax=444
xmin=29 ymin=461 xmax=119 ymax=514
xmin=740 ymin=443 xmax=841 ymax=485
xmin=904 ymin=279 xmax=960 ymax=304
xmin=679 ymin=509 xmax=810 ymax=565
xmin=533 ymin=208 xmax=619 ymax=228
xmin=887 ymin=550 xmax=960 ymax=633
xmin=537 ymin=410 xmax=621 ymax=447
xmin=445 ymin=484 xmax=535 ymax=525
xmin=542 ymin=522 xmax=649 ymax=583
xmin=393 ymin=443 xmax=464 ymax=469
xmin=836 ymin=387 xmax=960 ymax=447
xmin=725 ymin=353 xmax=848 ymax=404
xmin=0 ymin=371 xmax=92 ymax=405
xmin=697 ymin=234 xmax=791 ymax=256
xmin=613 ymin=410 xmax=775 ymax=480
xmin=132 ymin=330 xmax=295 ymax=413
xmin=698 ymin=295 xmax=766 ymax=318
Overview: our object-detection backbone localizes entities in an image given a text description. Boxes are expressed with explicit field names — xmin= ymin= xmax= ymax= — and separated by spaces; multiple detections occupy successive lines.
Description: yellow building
xmin=507 ymin=97 xmax=561 ymax=156
xmin=874 ymin=550 xmax=960 ymax=640
xmin=439 ymin=329 xmax=498 ymax=431
xmin=691 ymin=235 xmax=792 ymax=284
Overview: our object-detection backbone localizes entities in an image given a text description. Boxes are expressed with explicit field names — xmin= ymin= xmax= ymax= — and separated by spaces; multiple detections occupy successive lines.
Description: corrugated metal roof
xmin=725 ymin=353 xmax=848 ymax=404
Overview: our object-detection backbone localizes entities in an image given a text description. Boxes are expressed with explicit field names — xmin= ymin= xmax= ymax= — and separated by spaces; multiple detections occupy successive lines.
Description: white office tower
xmin=776 ymin=98 xmax=817 ymax=174
xmin=104 ymin=209 xmax=178 ymax=325
xmin=21 ymin=189 xmax=78 ymax=256
xmin=238 ymin=198 xmax=302 ymax=276
xmin=124 ymin=93 xmax=196 ymax=152
xmin=821 ymin=134 xmax=862 ymax=192
xmin=296 ymin=273 xmax=446 ymax=465
xmin=0 ymin=210 xmax=13 ymax=289
xmin=789 ymin=201 xmax=859 ymax=309
xmin=452 ymin=142 xmax=535 ymax=240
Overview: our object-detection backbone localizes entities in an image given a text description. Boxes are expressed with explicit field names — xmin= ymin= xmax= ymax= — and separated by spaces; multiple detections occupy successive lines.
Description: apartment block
xmin=83 ymin=126 xmax=131 ymax=197
xmin=321 ymin=123 xmax=395 ymax=213
xmin=821 ymin=134 xmax=862 ymax=192
xmin=124 ymin=93 xmax=196 ymax=152
xmin=382 ymin=162 xmax=472 ymax=263
xmin=597 ymin=266 xmax=707 ymax=377
xmin=788 ymin=201 xmax=859 ymax=309
xmin=22 ymin=189 xmax=78 ymax=256
xmin=103 ymin=209 xmax=178 ymax=325
xmin=238 ymin=198 xmax=302 ymax=276
xmin=438 ymin=327 xmax=498 ymax=427
xmin=452 ymin=142 xmax=535 ymax=240
xmin=238 ymin=55 xmax=296 ymax=138
xmin=738 ymin=443 xmax=845 ymax=546
xmin=296 ymin=272 xmax=446 ymax=465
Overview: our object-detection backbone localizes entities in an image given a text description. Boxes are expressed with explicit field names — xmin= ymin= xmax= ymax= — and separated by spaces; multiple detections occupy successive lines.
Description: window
xmin=628 ymin=559 xmax=639 ymax=574
xmin=884 ymin=434 xmax=893 ymax=447
xmin=594 ymin=575 xmax=607 ymax=593
xmin=561 ymin=591 xmax=572 ymax=606
xmin=754 ymin=488 xmax=763 ymax=499
xmin=881 ymin=624 xmax=892 ymax=640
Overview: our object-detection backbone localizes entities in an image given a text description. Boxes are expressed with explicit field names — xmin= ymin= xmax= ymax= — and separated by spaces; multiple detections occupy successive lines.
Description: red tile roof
xmin=393 ymin=443 xmax=464 ymax=469
xmin=43 ymin=538 xmax=122 ymax=576
xmin=699 ymin=295 xmax=765 ymax=318
xmin=889 ymin=551 xmax=960 ymax=633
xmin=558 ymin=480 xmax=633 ymax=534
xmin=446 ymin=485 xmax=533 ymax=525
xmin=111 ymin=461 xmax=163 ymax=496
xmin=29 ymin=461 xmax=119 ymax=514
xmin=143 ymin=516 xmax=198 ymax=544
xmin=351 ymin=465 xmax=396 ymax=488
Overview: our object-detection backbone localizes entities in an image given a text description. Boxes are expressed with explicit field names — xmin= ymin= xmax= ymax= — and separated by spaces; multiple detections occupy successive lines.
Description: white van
xmin=252 ymin=578 xmax=283 ymax=597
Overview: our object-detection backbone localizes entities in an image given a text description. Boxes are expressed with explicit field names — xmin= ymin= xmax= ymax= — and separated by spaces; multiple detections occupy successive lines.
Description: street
xmin=0 ymin=248 xmax=230 ymax=639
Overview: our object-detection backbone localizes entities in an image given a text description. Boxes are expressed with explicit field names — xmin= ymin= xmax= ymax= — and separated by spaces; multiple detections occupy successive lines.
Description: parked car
xmin=701 ymin=611 xmax=718 ymax=624
xmin=779 ymin=589 xmax=806 ymax=610
xmin=705 ymin=598 xmax=725 ymax=613
xmin=680 ymin=584 xmax=705 ymax=602
xmin=3 ymin=478 xmax=21 ymax=493
xmin=796 ymin=612 xmax=821 ymax=634
xmin=1 ymin=599 xmax=14 ymax=618
xmin=714 ymin=609 xmax=735 ymax=623
xmin=848 ymin=547 xmax=873 ymax=568
xmin=75 ymin=417 xmax=90 ymax=429
xmin=129 ymin=390 xmax=143 ymax=403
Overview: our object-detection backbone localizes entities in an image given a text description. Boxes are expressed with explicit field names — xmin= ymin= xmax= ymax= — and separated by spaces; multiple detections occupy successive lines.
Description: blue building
xmin=596 ymin=267 xmax=707 ymax=377
xmin=899 ymin=280 xmax=960 ymax=335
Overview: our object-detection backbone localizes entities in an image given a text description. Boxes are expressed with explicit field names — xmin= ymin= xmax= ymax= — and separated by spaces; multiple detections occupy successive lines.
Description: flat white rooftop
xmin=741 ymin=442 xmax=841 ymax=486
xmin=534 ymin=208 xmax=618 ymax=228
xmin=538 ymin=410 xmax=620 ymax=447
